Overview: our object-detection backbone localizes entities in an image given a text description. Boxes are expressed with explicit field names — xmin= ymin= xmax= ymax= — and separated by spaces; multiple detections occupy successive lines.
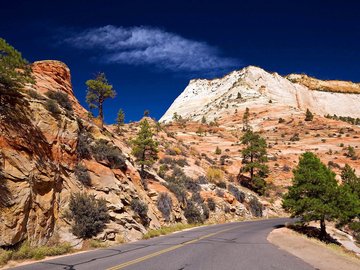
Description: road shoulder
xmin=268 ymin=227 xmax=360 ymax=270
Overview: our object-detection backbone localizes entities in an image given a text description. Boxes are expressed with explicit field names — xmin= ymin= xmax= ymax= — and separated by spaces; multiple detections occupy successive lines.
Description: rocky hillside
xmin=0 ymin=61 xmax=266 ymax=249
xmin=160 ymin=66 xmax=360 ymax=123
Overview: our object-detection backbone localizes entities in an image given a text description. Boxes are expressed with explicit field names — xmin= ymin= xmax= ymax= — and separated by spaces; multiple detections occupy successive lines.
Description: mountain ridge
xmin=160 ymin=65 xmax=360 ymax=122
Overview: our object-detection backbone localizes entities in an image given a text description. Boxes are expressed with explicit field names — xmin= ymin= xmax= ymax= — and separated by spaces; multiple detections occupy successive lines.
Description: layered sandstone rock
xmin=0 ymin=60 xmax=258 ymax=248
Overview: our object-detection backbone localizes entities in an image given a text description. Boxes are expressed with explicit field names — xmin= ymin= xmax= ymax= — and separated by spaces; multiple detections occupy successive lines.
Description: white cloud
xmin=65 ymin=25 xmax=240 ymax=72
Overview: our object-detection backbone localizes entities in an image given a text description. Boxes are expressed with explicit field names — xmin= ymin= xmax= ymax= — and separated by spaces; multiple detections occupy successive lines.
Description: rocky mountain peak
xmin=160 ymin=66 xmax=360 ymax=123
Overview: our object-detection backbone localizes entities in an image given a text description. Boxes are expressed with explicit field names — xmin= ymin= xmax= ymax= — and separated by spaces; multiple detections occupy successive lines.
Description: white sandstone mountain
xmin=160 ymin=66 xmax=360 ymax=122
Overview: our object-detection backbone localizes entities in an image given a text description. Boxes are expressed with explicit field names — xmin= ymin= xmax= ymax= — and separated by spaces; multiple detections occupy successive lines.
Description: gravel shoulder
xmin=268 ymin=227 xmax=360 ymax=270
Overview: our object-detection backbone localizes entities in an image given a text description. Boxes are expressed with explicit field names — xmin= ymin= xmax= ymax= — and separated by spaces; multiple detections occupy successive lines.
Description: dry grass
xmin=0 ymin=242 xmax=72 ymax=266
xmin=142 ymin=223 xmax=200 ymax=239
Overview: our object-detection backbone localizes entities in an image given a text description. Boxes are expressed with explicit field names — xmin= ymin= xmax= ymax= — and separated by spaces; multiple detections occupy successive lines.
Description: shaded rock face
xmin=160 ymin=66 xmax=360 ymax=122
xmin=0 ymin=61 xmax=162 ymax=247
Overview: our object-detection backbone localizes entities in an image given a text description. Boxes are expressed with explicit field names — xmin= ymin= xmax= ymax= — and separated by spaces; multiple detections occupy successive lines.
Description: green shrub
xmin=68 ymin=193 xmax=109 ymax=239
xmin=228 ymin=184 xmax=245 ymax=203
xmin=216 ymin=181 xmax=227 ymax=189
xmin=91 ymin=139 xmax=127 ymax=170
xmin=249 ymin=197 xmax=263 ymax=217
xmin=202 ymin=203 xmax=210 ymax=219
xmin=157 ymin=192 xmax=173 ymax=222
xmin=131 ymin=198 xmax=149 ymax=225
xmin=184 ymin=202 xmax=203 ymax=224
xmin=215 ymin=146 xmax=222 ymax=155
xmin=164 ymin=182 xmax=187 ymax=204
xmin=45 ymin=90 xmax=73 ymax=112
xmin=207 ymin=198 xmax=216 ymax=211
xmin=28 ymin=89 xmax=44 ymax=100
xmin=44 ymin=99 xmax=61 ymax=115
xmin=77 ymin=131 xmax=93 ymax=159
xmin=74 ymin=164 xmax=91 ymax=186
xmin=184 ymin=178 xmax=201 ymax=193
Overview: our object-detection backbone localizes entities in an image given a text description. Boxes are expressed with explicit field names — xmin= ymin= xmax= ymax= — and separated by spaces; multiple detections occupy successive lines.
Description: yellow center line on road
xmin=107 ymin=226 xmax=238 ymax=270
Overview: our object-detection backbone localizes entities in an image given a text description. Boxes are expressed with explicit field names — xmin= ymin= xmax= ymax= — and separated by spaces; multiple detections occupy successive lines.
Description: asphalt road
xmin=12 ymin=218 xmax=314 ymax=270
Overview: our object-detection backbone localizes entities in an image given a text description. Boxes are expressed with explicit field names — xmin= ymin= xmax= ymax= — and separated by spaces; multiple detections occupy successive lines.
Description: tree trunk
xmin=250 ymin=153 xmax=254 ymax=180
xmin=99 ymin=97 xmax=104 ymax=129
xmin=320 ymin=217 xmax=327 ymax=240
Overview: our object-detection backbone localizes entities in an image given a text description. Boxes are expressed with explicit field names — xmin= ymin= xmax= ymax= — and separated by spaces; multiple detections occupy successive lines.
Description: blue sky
xmin=1 ymin=0 xmax=359 ymax=122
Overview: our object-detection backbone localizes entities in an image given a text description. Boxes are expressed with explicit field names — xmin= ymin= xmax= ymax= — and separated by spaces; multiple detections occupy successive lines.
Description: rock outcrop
xmin=0 ymin=61 xmax=262 ymax=248
xmin=160 ymin=66 xmax=360 ymax=122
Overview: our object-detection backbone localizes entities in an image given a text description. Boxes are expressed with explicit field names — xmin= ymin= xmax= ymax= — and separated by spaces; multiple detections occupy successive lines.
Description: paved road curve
xmin=12 ymin=218 xmax=314 ymax=270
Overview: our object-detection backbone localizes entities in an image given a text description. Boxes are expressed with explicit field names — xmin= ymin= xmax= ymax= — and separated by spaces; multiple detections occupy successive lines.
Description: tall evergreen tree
xmin=131 ymin=119 xmax=158 ymax=178
xmin=242 ymin=107 xmax=250 ymax=131
xmin=116 ymin=109 xmax=125 ymax=134
xmin=0 ymin=38 xmax=34 ymax=104
xmin=341 ymin=164 xmax=360 ymax=197
xmin=283 ymin=152 xmax=351 ymax=239
xmin=240 ymin=130 xmax=269 ymax=195
xmin=85 ymin=73 xmax=116 ymax=129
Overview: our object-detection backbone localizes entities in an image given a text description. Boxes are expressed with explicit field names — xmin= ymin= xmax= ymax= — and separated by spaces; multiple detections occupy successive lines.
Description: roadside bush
xmin=131 ymin=198 xmax=149 ymax=225
xmin=0 ymin=242 xmax=72 ymax=264
xmin=184 ymin=177 xmax=201 ymax=193
xmin=164 ymin=182 xmax=187 ymax=204
xmin=249 ymin=197 xmax=263 ymax=217
xmin=228 ymin=184 xmax=245 ymax=203
xmin=74 ymin=164 xmax=91 ymax=186
xmin=91 ymin=139 xmax=127 ymax=170
xmin=68 ymin=193 xmax=109 ymax=239
xmin=184 ymin=201 xmax=203 ymax=224
xmin=207 ymin=198 xmax=216 ymax=211
xmin=157 ymin=192 xmax=173 ymax=222
xmin=191 ymin=192 xmax=204 ymax=204
xmin=45 ymin=90 xmax=73 ymax=112
xmin=202 ymin=204 xmax=210 ymax=219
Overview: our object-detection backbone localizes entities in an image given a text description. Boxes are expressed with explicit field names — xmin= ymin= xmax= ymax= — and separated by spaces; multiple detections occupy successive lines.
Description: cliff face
xmin=160 ymin=66 xmax=360 ymax=122
xmin=0 ymin=61 xmax=263 ymax=248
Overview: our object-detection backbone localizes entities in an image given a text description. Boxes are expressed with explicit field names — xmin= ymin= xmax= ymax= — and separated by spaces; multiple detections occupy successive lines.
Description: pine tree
xmin=0 ymin=38 xmax=34 ymax=104
xmin=144 ymin=110 xmax=150 ymax=117
xmin=242 ymin=107 xmax=250 ymax=131
xmin=283 ymin=152 xmax=340 ymax=239
xmin=240 ymin=130 xmax=269 ymax=195
xmin=341 ymin=164 xmax=360 ymax=197
xmin=116 ymin=109 xmax=125 ymax=133
xmin=85 ymin=73 xmax=116 ymax=129
xmin=131 ymin=119 xmax=158 ymax=178
xmin=305 ymin=109 xmax=314 ymax=121
xmin=215 ymin=146 xmax=222 ymax=155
